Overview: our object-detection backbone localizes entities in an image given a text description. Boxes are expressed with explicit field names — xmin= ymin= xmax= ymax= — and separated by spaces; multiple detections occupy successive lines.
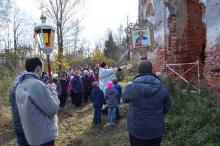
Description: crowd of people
xmin=9 ymin=56 xmax=172 ymax=146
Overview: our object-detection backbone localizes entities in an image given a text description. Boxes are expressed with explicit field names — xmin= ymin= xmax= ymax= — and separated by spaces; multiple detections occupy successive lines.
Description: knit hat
xmin=52 ymin=74 xmax=58 ymax=79
xmin=83 ymin=70 xmax=89 ymax=75
xmin=106 ymin=81 xmax=113 ymax=88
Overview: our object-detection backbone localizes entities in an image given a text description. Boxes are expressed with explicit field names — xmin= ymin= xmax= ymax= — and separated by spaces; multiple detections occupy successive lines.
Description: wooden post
xmin=47 ymin=55 xmax=52 ymax=84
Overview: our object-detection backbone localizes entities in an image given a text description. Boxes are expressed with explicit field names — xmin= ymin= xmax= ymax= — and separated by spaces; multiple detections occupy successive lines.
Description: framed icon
xmin=131 ymin=27 xmax=154 ymax=49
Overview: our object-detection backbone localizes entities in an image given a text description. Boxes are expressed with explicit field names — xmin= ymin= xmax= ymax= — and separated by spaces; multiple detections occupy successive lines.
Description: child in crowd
xmin=91 ymin=82 xmax=105 ymax=126
xmin=112 ymin=79 xmax=122 ymax=121
xmin=105 ymin=81 xmax=119 ymax=126
xmin=112 ymin=79 xmax=122 ymax=104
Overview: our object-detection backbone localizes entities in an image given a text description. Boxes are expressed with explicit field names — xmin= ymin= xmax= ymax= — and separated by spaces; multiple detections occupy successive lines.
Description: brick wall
xmin=138 ymin=0 xmax=220 ymax=96
xmin=204 ymin=0 xmax=220 ymax=97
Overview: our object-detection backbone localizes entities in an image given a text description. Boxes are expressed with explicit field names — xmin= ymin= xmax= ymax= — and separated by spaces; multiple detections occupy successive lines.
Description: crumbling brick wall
xmin=167 ymin=0 xmax=205 ymax=79
xmin=139 ymin=0 xmax=219 ymax=96
xmin=204 ymin=0 xmax=220 ymax=96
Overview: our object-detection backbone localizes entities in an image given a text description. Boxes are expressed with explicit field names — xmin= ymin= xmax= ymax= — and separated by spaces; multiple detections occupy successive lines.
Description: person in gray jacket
xmin=16 ymin=57 xmax=60 ymax=146
xmin=105 ymin=81 xmax=119 ymax=126
xmin=122 ymin=60 xmax=172 ymax=146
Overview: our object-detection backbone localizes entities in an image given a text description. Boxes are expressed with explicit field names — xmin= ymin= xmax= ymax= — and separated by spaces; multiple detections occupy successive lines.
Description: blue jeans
xmin=15 ymin=125 xmax=29 ymax=146
xmin=107 ymin=107 xmax=116 ymax=124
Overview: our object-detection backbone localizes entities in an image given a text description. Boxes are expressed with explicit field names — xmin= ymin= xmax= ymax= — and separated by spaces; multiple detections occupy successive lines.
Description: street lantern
xmin=34 ymin=13 xmax=55 ymax=83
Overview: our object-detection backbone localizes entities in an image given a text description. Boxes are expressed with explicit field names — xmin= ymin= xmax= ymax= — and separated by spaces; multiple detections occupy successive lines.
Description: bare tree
xmin=42 ymin=0 xmax=84 ymax=71
xmin=0 ymin=0 xmax=11 ymax=51
xmin=0 ymin=0 xmax=11 ymax=28
xmin=12 ymin=6 xmax=25 ymax=54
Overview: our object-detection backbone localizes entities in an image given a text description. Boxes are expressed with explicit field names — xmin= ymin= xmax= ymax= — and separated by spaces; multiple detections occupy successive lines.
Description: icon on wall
xmin=131 ymin=27 xmax=154 ymax=49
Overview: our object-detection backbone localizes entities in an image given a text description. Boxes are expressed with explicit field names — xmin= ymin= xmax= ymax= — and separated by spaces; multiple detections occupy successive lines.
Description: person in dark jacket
xmin=88 ymin=70 xmax=96 ymax=100
xmin=41 ymin=71 xmax=48 ymax=84
xmin=113 ymin=79 xmax=122 ymax=104
xmin=10 ymin=72 xmax=34 ymax=146
xmin=105 ymin=81 xmax=119 ymax=126
xmin=52 ymin=74 xmax=62 ymax=97
xmin=82 ymin=70 xmax=90 ymax=103
xmin=113 ymin=78 xmax=122 ymax=121
xmin=91 ymin=81 xmax=105 ymax=125
xmin=70 ymin=70 xmax=84 ymax=107
xmin=122 ymin=60 xmax=172 ymax=146
xmin=94 ymin=64 xmax=99 ymax=81
xmin=58 ymin=72 xmax=69 ymax=108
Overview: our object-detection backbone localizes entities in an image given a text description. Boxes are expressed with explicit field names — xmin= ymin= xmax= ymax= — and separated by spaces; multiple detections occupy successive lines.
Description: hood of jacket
xmin=9 ymin=71 xmax=40 ymax=127
xmin=105 ymin=87 xmax=117 ymax=95
xmin=11 ymin=71 xmax=39 ymax=95
xmin=132 ymin=74 xmax=162 ymax=97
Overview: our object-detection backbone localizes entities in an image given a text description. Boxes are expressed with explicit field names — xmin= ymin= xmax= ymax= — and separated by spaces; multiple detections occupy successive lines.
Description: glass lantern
xmin=34 ymin=13 xmax=55 ymax=56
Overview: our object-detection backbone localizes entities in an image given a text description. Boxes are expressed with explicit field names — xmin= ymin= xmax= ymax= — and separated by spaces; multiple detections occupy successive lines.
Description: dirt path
xmin=0 ymin=102 xmax=130 ymax=146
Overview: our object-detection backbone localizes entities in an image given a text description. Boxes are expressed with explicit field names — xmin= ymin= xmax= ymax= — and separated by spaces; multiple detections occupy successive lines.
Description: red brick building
xmin=138 ymin=0 xmax=220 ymax=96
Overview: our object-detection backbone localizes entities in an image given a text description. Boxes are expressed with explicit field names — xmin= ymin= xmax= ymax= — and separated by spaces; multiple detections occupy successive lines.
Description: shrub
xmin=163 ymin=75 xmax=220 ymax=146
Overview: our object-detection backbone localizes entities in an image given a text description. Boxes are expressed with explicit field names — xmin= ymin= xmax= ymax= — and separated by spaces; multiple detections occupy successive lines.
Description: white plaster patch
xmin=207 ymin=19 xmax=220 ymax=48
xmin=199 ymin=0 xmax=206 ymax=6
xmin=154 ymin=28 xmax=165 ymax=47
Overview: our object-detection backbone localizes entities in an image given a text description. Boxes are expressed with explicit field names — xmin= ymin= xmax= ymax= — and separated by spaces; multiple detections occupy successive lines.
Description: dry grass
xmin=0 ymin=98 xmax=130 ymax=146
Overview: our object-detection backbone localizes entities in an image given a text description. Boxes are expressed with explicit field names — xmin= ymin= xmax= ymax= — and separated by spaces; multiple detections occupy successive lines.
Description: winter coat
xmin=82 ymin=75 xmax=90 ymax=92
xmin=60 ymin=79 xmax=68 ymax=93
xmin=16 ymin=74 xmax=60 ymax=145
xmin=122 ymin=73 xmax=172 ymax=140
xmin=70 ymin=75 xmax=84 ymax=93
xmin=91 ymin=87 xmax=105 ymax=107
xmin=88 ymin=75 xmax=96 ymax=88
xmin=105 ymin=87 xmax=119 ymax=108
xmin=114 ymin=83 xmax=122 ymax=103
xmin=9 ymin=72 xmax=37 ymax=145
xmin=53 ymin=79 xmax=62 ymax=96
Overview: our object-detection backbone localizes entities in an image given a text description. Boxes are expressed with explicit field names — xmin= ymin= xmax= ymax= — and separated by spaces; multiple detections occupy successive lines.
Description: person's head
xmin=83 ymin=70 xmax=89 ymax=76
xmin=75 ymin=69 xmax=81 ymax=76
xmin=52 ymin=74 xmax=58 ymax=82
xmin=106 ymin=81 xmax=113 ymax=88
xmin=42 ymin=71 xmax=47 ymax=77
xmin=89 ymin=70 xmax=94 ymax=75
xmin=95 ymin=64 xmax=100 ymax=68
xmin=140 ymin=56 xmax=148 ymax=60
xmin=100 ymin=62 xmax=107 ymax=68
xmin=112 ymin=79 xmax=118 ymax=85
xmin=25 ymin=57 xmax=43 ymax=77
xmin=138 ymin=60 xmax=153 ymax=74
xmin=58 ymin=71 xmax=66 ymax=79
xmin=138 ymin=31 xmax=144 ymax=37
xmin=70 ymin=70 xmax=75 ymax=75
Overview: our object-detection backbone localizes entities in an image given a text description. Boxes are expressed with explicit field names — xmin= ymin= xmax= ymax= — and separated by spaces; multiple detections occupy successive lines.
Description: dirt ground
xmin=0 ymin=99 xmax=130 ymax=146
xmin=0 ymin=98 xmax=172 ymax=146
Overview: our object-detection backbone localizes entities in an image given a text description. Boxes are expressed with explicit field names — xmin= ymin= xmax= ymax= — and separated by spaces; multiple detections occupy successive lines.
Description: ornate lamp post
xmin=34 ymin=13 xmax=55 ymax=83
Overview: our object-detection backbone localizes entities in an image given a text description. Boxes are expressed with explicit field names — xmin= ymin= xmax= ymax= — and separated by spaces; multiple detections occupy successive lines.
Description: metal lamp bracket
xmin=41 ymin=48 xmax=53 ymax=56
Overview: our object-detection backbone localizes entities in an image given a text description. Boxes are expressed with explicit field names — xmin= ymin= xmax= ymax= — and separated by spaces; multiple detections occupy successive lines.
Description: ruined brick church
xmin=138 ymin=0 xmax=220 ymax=96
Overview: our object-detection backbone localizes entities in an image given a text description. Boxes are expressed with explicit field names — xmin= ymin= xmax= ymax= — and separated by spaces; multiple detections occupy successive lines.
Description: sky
xmin=15 ymin=0 xmax=138 ymax=48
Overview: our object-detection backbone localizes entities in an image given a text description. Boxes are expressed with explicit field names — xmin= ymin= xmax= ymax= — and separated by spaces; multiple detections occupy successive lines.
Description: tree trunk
xmin=57 ymin=24 xmax=63 ymax=71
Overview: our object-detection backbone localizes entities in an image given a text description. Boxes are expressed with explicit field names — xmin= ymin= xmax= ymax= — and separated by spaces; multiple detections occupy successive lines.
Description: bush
xmin=163 ymin=76 xmax=220 ymax=146
xmin=0 ymin=69 xmax=18 ymax=105
xmin=51 ymin=56 xmax=117 ymax=72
